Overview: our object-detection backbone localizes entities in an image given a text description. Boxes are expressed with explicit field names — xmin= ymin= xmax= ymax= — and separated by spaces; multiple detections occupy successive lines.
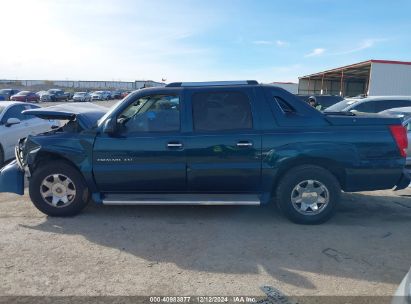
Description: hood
xmin=22 ymin=102 xmax=108 ymax=129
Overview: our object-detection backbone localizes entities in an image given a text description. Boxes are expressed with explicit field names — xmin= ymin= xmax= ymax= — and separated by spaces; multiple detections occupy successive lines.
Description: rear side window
xmin=22 ymin=104 xmax=40 ymax=120
xmin=274 ymin=96 xmax=295 ymax=113
xmin=353 ymin=101 xmax=377 ymax=113
xmin=192 ymin=91 xmax=253 ymax=131
xmin=377 ymin=100 xmax=411 ymax=112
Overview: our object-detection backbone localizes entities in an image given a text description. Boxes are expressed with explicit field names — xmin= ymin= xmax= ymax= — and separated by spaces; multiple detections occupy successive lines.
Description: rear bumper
xmin=393 ymin=169 xmax=411 ymax=191
xmin=0 ymin=161 xmax=25 ymax=195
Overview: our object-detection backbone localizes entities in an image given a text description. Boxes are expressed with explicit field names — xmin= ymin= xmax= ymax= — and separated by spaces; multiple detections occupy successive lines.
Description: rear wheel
xmin=276 ymin=165 xmax=341 ymax=224
xmin=29 ymin=161 xmax=89 ymax=216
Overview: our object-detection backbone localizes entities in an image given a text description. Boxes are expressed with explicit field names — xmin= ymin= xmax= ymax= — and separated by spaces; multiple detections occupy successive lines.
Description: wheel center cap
xmin=302 ymin=191 xmax=318 ymax=204
xmin=52 ymin=183 xmax=66 ymax=197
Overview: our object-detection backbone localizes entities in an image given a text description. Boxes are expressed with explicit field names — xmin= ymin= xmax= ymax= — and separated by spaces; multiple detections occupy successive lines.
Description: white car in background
xmin=91 ymin=91 xmax=110 ymax=101
xmin=72 ymin=92 xmax=91 ymax=102
xmin=0 ymin=102 xmax=58 ymax=166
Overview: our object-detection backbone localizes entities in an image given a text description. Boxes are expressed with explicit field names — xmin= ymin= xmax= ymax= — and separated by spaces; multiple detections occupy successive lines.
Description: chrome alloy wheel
xmin=40 ymin=174 xmax=76 ymax=208
xmin=290 ymin=180 xmax=329 ymax=215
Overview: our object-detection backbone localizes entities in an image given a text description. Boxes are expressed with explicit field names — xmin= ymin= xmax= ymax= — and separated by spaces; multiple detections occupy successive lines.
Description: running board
xmin=102 ymin=194 xmax=261 ymax=205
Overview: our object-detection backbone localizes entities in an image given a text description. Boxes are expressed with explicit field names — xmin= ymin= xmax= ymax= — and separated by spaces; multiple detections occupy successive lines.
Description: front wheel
xmin=29 ymin=161 xmax=89 ymax=216
xmin=275 ymin=165 xmax=341 ymax=224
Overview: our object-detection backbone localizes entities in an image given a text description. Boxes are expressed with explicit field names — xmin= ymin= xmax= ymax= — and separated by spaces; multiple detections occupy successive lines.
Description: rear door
xmin=185 ymin=88 xmax=262 ymax=193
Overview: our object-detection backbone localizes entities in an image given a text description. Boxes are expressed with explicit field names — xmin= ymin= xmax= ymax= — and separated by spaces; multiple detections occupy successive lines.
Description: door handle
xmin=236 ymin=141 xmax=253 ymax=147
xmin=167 ymin=142 xmax=183 ymax=148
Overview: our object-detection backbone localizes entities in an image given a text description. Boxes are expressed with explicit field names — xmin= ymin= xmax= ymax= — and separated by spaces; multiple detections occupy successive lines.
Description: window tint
xmin=377 ymin=100 xmax=411 ymax=112
xmin=274 ymin=96 xmax=295 ymax=113
xmin=118 ymin=94 xmax=180 ymax=133
xmin=2 ymin=105 xmax=25 ymax=122
xmin=192 ymin=91 xmax=253 ymax=131
xmin=353 ymin=101 xmax=377 ymax=113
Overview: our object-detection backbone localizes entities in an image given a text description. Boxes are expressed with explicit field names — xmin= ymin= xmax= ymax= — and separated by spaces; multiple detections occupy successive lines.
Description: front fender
xmin=0 ymin=161 xmax=25 ymax=195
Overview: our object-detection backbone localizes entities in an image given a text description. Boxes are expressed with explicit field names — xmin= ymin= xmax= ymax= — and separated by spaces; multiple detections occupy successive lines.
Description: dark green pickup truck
xmin=0 ymin=81 xmax=409 ymax=224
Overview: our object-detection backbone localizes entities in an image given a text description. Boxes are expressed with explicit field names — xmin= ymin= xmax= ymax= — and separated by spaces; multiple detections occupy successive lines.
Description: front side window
xmin=117 ymin=94 xmax=180 ymax=133
xmin=192 ymin=91 xmax=253 ymax=132
xmin=1 ymin=105 xmax=25 ymax=123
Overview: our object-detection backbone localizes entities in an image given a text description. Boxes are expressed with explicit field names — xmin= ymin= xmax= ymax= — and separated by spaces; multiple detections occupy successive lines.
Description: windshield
xmin=74 ymin=92 xmax=86 ymax=96
xmin=17 ymin=91 xmax=30 ymax=95
xmin=324 ymin=99 xmax=357 ymax=112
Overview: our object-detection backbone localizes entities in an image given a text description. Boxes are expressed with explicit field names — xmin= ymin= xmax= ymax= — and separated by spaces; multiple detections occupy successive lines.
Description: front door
xmin=93 ymin=93 xmax=186 ymax=193
xmin=185 ymin=89 xmax=262 ymax=193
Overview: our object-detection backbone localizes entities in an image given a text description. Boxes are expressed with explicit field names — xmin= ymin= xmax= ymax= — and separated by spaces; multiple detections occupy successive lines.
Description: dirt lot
xmin=0 ymin=187 xmax=410 ymax=298
xmin=0 ymin=100 xmax=410 ymax=300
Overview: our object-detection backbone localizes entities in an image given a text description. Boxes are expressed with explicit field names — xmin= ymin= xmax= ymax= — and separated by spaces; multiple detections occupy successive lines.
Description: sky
xmin=1 ymin=0 xmax=411 ymax=83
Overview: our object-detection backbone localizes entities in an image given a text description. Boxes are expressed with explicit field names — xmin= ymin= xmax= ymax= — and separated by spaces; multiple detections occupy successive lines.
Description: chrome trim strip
xmin=102 ymin=200 xmax=260 ymax=206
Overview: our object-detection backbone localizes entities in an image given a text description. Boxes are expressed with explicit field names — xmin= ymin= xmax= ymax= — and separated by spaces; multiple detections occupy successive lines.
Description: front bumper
xmin=0 ymin=161 xmax=24 ymax=195
xmin=393 ymin=169 xmax=411 ymax=191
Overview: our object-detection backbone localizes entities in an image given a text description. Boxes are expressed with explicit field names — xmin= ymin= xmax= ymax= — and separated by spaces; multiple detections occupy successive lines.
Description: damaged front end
xmin=0 ymin=137 xmax=35 ymax=195
xmin=0 ymin=160 xmax=24 ymax=195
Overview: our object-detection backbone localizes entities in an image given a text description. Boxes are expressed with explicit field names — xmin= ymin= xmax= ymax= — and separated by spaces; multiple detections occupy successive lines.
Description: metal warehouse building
xmin=298 ymin=60 xmax=411 ymax=97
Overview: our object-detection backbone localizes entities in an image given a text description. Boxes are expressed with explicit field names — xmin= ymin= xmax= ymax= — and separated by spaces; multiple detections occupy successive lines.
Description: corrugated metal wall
xmin=369 ymin=63 xmax=411 ymax=96
xmin=298 ymin=78 xmax=366 ymax=97
xmin=271 ymin=83 xmax=298 ymax=94
xmin=0 ymin=79 xmax=164 ymax=90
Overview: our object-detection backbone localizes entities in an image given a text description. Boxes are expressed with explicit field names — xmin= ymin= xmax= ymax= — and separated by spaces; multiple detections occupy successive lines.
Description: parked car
xmin=121 ymin=91 xmax=132 ymax=98
xmin=0 ymin=81 xmax=409 ymax=224
xmin=324 ymin=96 xmax=411 ymax=113
xmin=0 ymin=102 xmax=58 ymax=166
xmin=0 ymin=89 xmax=20 ymax=101
xmin=72 ymin=92 xmax=91 ymax=102
xmin=36 ymin=91 xmax=50 ymax=102
xmin=392 ymin=267 xmax=411 ymax=304
xmin=104 ymin=91 xmax=112 ymax=99
xmin=43 ymin=89 xmax=69 ymax=102
xmin=296 ymin=95 xmax=343 ymax=109
xmin=65 ymin=92 xmax=74 ymax=100
xmin=111 ymin=90 xmax=123 ymax=99
xmin=91 ymin=91 xmax=110 ymax=100
xmin=380 ymin=107 xmax=411 ymax=167
xmin=10 ymin=91 xmax=40 ymax=103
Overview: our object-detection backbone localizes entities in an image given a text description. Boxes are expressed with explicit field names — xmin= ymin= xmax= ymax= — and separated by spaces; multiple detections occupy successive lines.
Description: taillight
xmin=389 ymin=125 xmax=408 ymax=157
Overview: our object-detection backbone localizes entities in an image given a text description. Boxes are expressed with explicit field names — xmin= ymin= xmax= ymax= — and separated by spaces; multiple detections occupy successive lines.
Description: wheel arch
xmin=31 ymin=151 xmax=79 ymax=172
xmin=29 ymin=149 xmax=98 ymax=193
xmin=271 ymin=156 xmax=346 ymax=196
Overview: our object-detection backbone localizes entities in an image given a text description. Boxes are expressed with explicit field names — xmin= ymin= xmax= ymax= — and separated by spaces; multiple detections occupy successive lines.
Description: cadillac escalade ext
xmin=0 ymin=81 xmax=409 ymax=224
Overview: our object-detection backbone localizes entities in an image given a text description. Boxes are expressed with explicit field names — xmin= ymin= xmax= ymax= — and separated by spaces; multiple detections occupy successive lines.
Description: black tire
xmin=29 ymin=160 xmax=89 ymax=216
xmin=275 ymin=165 xmax=341 ymax=225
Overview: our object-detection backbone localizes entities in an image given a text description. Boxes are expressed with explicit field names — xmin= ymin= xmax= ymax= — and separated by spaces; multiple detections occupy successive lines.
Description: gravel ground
xmin=0 ymin=188 xmax=410 ymax=298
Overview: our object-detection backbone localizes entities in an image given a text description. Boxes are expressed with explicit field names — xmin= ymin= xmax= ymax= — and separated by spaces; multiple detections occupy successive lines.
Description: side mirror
xmin=5 ymin=117 xmax=21 ymax=127
xmin=102 ymin=118 xmax=117 ymax=134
